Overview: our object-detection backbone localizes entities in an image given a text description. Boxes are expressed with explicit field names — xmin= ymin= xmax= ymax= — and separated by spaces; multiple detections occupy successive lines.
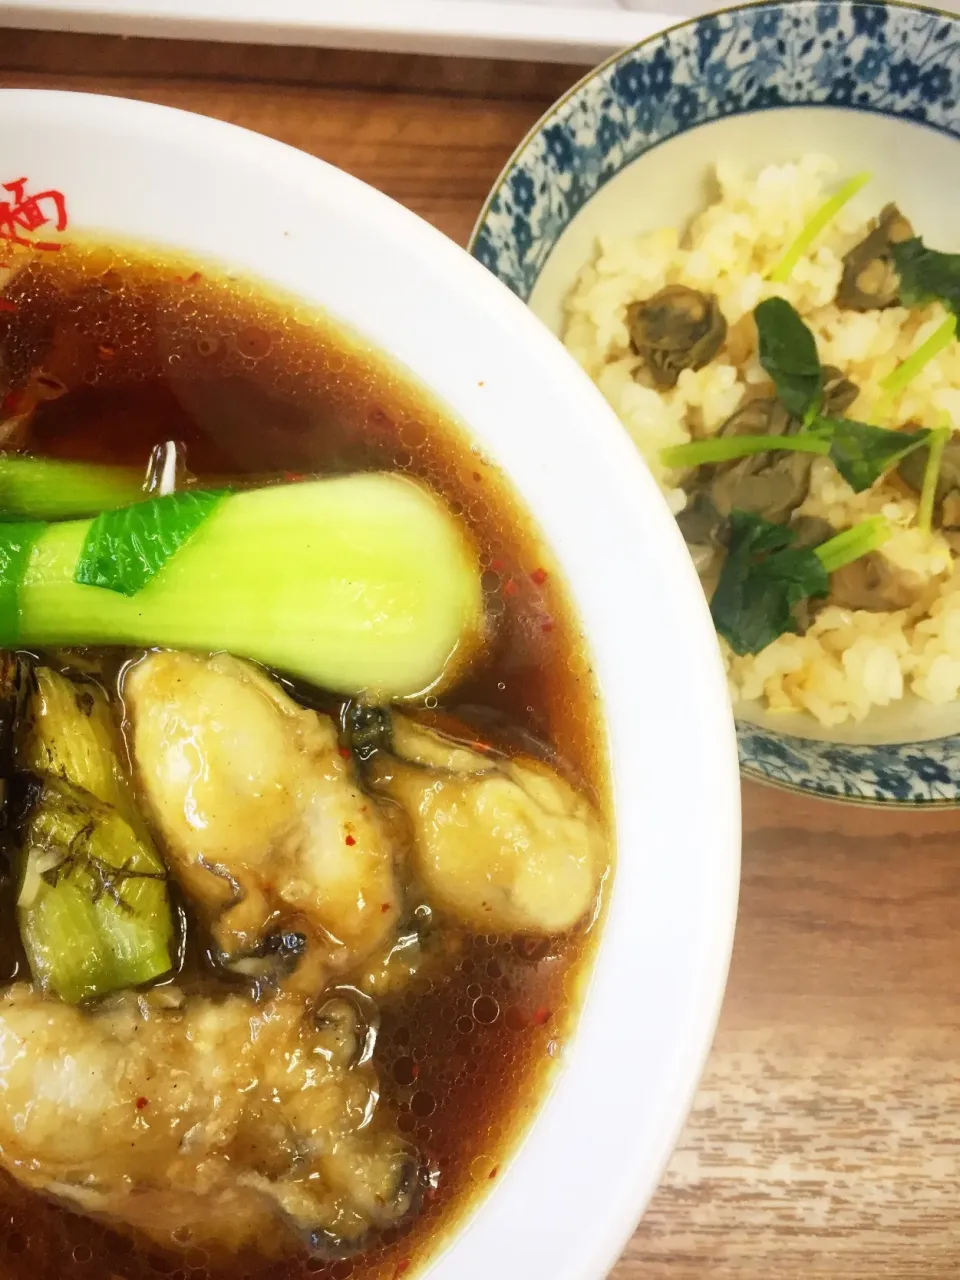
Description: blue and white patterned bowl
xmin=470 ymin=0 xmax=960 ymax=807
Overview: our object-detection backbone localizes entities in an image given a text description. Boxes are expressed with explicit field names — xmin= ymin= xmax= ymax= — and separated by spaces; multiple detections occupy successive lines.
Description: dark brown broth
xmin=0 ymin=243 xmax=609 ymax=1280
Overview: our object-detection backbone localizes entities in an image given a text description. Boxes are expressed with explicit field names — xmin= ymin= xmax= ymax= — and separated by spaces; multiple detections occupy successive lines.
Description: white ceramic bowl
xmin=1 ymin=89 xmax=740 ymax=1279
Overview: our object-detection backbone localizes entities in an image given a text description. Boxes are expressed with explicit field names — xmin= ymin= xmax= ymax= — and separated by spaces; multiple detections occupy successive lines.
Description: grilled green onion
xmin=12 ymin=665 xmax=174 ymax=1004
xmin=15 ymin=773 xmax=174 ymax=1004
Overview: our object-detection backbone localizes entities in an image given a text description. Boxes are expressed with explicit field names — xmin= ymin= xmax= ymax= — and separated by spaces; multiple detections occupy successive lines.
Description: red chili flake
xmin=345 ymin=834 xmax=356 ymax=846
xmin=338 ymin=746 xmax=352 ymax=759
xmin=540 ymin=618 xmax=555 ymax=633
xmin=136 ymin=1096 xmax=149 ymax=1110
xmin=1 ymin=390 xmax=22 ymax=415
xmin=394 ymin=1262 xmax=410 ymax=1278
xmin=283 ymin=470 xmax=304 ymax=482
xmin=381 ymin=902 xmax=391 ymax=913
xmin=503 ymin=578 xmax=518 ymax=597
xmin=532 ymin=1007 xmax=552 ymax=1026
xmin=0 ymin=299 xmax=17 ymax=312
xmin=530 ymin=567 xmax=548 ymax=586
xmin=489 ymin=557 xmax=504 ymax=572
xmin=488 ymin=1166 xmax=499 ymax=1180
xmin=410 ymin=1064 xmax=419 ymax=1079
xmin=186 ymin=271 xmax=202 ymax=284
xmin=97 ymin=344 xmax=115 ymax=360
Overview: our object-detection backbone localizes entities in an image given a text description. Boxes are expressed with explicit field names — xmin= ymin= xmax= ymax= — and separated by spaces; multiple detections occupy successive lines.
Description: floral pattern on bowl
xmin=735 ymin=721 xmax=960 ymax=803
xmin=470 ymin=0 xmax=960 ymax=806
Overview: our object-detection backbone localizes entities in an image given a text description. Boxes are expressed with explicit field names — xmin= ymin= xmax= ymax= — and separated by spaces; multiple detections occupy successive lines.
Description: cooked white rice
xmin=562 ymin=154 xmax=960 ymax=726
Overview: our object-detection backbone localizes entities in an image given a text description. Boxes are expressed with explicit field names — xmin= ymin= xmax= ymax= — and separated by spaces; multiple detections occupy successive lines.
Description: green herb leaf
xmin=710 ymin=511 xmax=829 ymax=655
xmin=712 ymin=511 xmax=892 ymax=655
xmin=0 ymin=521 xmax=46 ymax=644
xmin=74 ymin=490 xmax=227 ymax=596
xmin=815 ymin=417 xmax=930 ymax=492
xmin=661 ymin=414 xmax=929 ymax=493
xmin=893 ymin=237 xmax=960 ymax=318
xmin=755 ymin=298 xmax=823 ymax=420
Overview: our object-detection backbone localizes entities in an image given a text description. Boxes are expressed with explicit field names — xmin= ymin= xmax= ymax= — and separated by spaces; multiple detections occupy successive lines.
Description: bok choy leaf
xmin=75 ymin=489 xmax=228 ymax=595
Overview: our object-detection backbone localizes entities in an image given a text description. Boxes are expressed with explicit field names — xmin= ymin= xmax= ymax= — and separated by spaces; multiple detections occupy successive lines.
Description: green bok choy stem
xmin=0 ymin=454 xmax=145 ymax=519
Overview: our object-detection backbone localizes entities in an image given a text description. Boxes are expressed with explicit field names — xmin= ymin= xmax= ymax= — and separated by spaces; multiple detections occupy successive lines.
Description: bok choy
xmin=0 ymin=474 xmax=484 ymax=700
xmin=0 ymin=454 xmax=144 ymax=519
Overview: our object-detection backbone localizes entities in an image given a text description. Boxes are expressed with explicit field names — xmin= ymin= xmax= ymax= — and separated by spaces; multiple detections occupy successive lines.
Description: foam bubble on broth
xmin=0 ymin=240 xmax=611 ymax=1280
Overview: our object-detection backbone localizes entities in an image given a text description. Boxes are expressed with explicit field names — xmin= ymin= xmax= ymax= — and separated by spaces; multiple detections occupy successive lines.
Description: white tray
xmin=0 ymin=0 xmax=707 ymax=64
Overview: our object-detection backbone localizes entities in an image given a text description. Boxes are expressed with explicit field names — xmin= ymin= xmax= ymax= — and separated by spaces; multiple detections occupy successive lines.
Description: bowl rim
xmin=467 ymin=0 xmax=960 ymax=808
xmin=468 ymin=0 xmax=959 ymax=257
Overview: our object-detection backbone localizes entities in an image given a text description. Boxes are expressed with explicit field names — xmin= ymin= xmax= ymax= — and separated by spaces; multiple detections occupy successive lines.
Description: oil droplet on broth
xmin=468 ymin=1155 xmax=499 ymax=1183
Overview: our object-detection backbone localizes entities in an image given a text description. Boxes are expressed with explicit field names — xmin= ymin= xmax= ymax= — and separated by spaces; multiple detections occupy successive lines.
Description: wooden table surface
xmin=3 ymin=29 xmax=959 ymax=1279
